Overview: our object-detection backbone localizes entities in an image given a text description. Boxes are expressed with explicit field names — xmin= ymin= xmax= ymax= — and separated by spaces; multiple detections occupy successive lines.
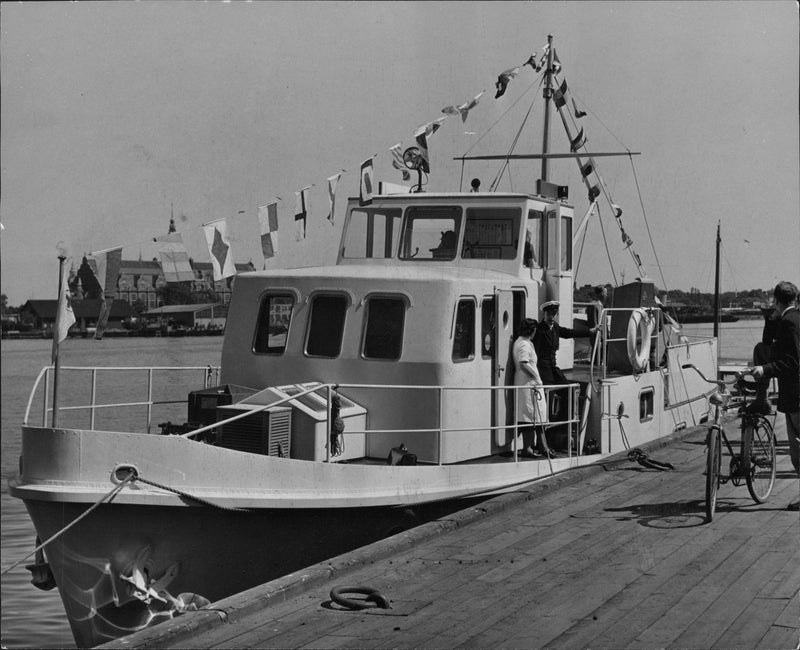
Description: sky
xmin=1 ymin=1 xmax=798 ymax=306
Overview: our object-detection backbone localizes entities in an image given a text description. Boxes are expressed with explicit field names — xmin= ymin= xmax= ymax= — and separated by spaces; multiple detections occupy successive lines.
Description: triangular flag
xmin=523 ymin=54 xmax=540 ymax=72
xmin=360 ymin=158 xmax=374 ymax=206
xmin=294 ymin=186 xmax=311 ymax=241
xmin=442 ymin=90 xmax=484 ymax=122
xmin=552 ymin=49 xmax=562 ymax=73
xmin=154 ymin=233 xmax=195 ymax=282
xmin=494 ymin=67 xmax=519 ymax=99
xmin=51 ymin=258 xmax=76 ymax=363
xmin=89 ymin=247 xmax=122 ymax=340
xmin=327 ymin=172 xmax=342 ymax=224
xmin=203 ymin=220 xmax=236 ymax=280
xmin=570 ymin=127 xmax=586 ymax=151
xmin=413 ymin=117 xmax=447 ymax=174
xmin=258 ymin=202 xmax=279 ymax=261
xmin=572 ymin=97 xmax=586 ymax=119
xmin=389 ymin=143 xmax=411 ymax=181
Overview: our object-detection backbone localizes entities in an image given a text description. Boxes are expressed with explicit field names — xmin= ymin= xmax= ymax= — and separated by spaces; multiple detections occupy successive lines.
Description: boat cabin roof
xmin=335 ymin=191 xmax=574 ymax=279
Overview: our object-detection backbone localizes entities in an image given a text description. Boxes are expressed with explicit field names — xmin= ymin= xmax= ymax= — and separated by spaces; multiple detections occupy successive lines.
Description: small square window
xmin=363 ymin=297 xmax=405 ymax=360
xmin=639 ymin=388 xmax=654 ymax=422
xmin=306 ymin=295 xmax=348 ymax=358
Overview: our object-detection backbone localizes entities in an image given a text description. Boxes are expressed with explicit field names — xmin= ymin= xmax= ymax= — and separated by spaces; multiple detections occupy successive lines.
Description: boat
xmin=8 ymin=36 xmax=719 ymax=647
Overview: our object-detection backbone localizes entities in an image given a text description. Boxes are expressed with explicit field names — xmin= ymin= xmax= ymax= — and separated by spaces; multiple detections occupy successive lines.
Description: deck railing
xmin=24 ymin=365 xmax=220 ymax=432
xmin=24 ymin=363 xmax=580 ymax=466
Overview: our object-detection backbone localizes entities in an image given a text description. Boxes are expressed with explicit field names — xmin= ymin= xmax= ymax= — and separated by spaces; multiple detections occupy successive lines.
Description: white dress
xmin=512 ymin=336 xmax=546 ymax=424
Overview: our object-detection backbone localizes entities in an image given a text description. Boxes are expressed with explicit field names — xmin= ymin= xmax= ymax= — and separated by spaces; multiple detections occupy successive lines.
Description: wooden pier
xmin=108 ymin=419 xmax=799 ymax=649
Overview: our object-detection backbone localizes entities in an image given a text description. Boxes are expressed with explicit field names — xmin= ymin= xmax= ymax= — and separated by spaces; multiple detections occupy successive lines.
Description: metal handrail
xmin=23 ymin=364 xmax=221 ymax=429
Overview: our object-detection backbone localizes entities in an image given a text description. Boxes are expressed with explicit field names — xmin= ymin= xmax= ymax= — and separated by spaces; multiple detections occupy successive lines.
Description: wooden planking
xmin=152 ymin=419 xmax=798 ymax=650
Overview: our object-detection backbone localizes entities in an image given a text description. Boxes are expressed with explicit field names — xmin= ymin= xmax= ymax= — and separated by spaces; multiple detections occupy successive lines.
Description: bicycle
xmin=682 ymin=363 xmax=777 ymax=522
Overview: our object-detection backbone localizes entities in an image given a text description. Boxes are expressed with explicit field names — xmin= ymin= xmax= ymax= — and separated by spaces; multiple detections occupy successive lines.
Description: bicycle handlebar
xmin=681 ymin=363 xmax=754 ymax=390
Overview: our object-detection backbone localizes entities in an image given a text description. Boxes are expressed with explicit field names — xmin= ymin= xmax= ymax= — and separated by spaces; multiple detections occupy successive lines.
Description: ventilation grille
xmin=217 ymin=407 xmax=291 ymax=457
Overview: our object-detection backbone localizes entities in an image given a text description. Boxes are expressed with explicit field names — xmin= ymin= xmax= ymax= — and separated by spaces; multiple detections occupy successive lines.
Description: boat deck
xmin=106 ymin=417 xmax=799 ymax=650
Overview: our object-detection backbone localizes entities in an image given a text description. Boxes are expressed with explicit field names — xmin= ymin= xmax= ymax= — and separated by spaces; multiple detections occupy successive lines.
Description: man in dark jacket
xmin=533 ymin=300 xmax=594 ymax=384
xmin=752 ymin=281 xmax=800 ymax=511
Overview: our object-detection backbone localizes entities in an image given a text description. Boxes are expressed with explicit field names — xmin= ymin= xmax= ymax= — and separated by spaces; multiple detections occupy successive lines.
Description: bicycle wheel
xmin=744 ymin=419 xmax=776 ymax=503
xmin=706 ymin=427 xmax=722 ymax=522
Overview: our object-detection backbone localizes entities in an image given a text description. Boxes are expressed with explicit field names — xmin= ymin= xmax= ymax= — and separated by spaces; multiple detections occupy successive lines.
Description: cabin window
xmin=639 ymin=388 xmax=654 ymax=422
xmin=481 ymin=298 xmax=495 ymax=357
xmin=341 ymin=208 xmax=402 ymax=259
xmin=399 ymin=206 xmax=462 ymax=261
xmin=561 ymin=216 xmax=573 ymax=271
xmin=253 ymin=294 xmax=295 ymax=354
xmin=305 ymin=294 xmax=348 ymax=358
xmin=525 ymin=210 xmax=544 ymax=268
xmin=461 ymin=208 xmax=521 ymax=259
xmin=362 ymin=296 xmax=406 ymax=360
xmin=452 ymin=298 xmax=476 ymax=361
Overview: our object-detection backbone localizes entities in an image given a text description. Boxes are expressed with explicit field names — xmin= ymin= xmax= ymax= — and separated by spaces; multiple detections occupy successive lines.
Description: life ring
xmin=330 ymin=585 xmax=390 ymax=610
xmin=627 ymin=308 xmax=653 ymax=372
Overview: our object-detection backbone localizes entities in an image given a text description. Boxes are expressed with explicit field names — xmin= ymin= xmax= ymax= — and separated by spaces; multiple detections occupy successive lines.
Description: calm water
xmin=0 ymin=321 xmax=765 ymax=648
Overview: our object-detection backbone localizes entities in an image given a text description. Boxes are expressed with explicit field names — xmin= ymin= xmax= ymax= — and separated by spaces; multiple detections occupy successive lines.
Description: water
xmin=0 ymin=321 xmax=765 ymax=648
xmin=1 ymin=336 xmax=224 ymax=649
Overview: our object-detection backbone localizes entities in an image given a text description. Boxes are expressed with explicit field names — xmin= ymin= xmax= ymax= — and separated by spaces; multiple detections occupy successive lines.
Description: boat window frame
xmin=360 ymin=293 xmax=409 ymax=361
xmin=460 ymin=207 xmax=522 ymax=260
xmin=452 ymin=296 xmax=477 ymax=363
xmin=639 ymin=387 xmax=655 ymax=422
xmin=252 ymin=291 xmax=298 ymax=355
xmin=524 ymin=209 xmax=544 ymax=269
xmin=340 ymin=206 xmax=403 ymax=259
xmin=398 ymin=205 xmax=463 ymax=262
xmin=304 ymin=292 xmax=351 ymax=359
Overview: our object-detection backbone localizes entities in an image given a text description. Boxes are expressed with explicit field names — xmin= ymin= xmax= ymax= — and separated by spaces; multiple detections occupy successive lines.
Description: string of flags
xmin=75 ymin=37 xmax=642 ymax=336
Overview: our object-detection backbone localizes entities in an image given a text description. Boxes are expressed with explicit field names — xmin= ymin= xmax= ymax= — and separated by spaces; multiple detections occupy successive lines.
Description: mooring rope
xmin=0 ymin=471 xmax=135 ymax=576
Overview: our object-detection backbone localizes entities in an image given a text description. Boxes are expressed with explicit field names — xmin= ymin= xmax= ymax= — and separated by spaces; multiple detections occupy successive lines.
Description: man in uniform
xmin=533 ymin=301 xmax=595 ymax=455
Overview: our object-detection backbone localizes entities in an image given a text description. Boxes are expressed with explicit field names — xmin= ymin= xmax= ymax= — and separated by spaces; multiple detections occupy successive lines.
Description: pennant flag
xmin=203 ymin=219 xmax=236 ymax=280
xmin=553 ymin=79 xmax=568 ymax=108
xmin=588 ymin=185 xmax=601 ymax=202
xmin=570 ymin=127 xmax=586 ymax=151
xmin=611 ymin=203 xmax=623 ymax=218
xmin=51 ymin=258 xmax=76 ymax=363
xmin=523 ymin=54 xmax=540 ymax=72
xmin=494 ymin=67 xmax=519 ymax=99
xmin=90 ymin=247 xmax=122 ymax=340
xmin=442 ymin=91 xmax=484 ymax=123
xmin=580 ymin=160 xmax=594 ymax=178
xmin=294 ymin=186 xmax=311 ymax=241
xmin=326 ymin=172 xmax=342 ymax=224
xmin=154 ymin=232 xmax=195 ymax=282
xmin=572 ymin=97 xmax=586 ymax=118
xmin=389 ymin=143 xmax=411 ymax=181
xmin=359 ymin=158 xmax=374 ymax=206
xmin=414 ymin=117 xmax=447 ymax=174
xmin=258 ymin=202 xmax=279 ymax=261
xmin=552 ymin=49 xmax=562 ymax=73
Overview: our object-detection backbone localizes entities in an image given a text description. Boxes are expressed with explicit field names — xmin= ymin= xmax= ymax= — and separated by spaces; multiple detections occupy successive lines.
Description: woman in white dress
xmin=512 ymin=317 xmax=546 ymax=457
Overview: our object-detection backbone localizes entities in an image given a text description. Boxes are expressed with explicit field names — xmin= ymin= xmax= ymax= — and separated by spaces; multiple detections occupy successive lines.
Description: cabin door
xmin=493 ymin=289 xmax=515 ymax=446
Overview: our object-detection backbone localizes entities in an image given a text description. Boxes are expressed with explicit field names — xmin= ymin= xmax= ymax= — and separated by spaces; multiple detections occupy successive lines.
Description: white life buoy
xmin=627 ymin=308 xmax=653 ymax=372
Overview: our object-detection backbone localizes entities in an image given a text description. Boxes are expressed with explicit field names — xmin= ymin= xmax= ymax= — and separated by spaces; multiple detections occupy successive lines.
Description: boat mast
xmin=540 ymin=34 xmax=554 ymax=183
xmin=713 ymin=220 xmax=721 ymax=338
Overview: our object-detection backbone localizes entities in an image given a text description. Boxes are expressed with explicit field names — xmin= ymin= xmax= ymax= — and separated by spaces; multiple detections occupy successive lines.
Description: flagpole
xmin=51 ymin=254 xmax=66 ymax=428
xmin=541 ymin=33 xmax=554 ymax=183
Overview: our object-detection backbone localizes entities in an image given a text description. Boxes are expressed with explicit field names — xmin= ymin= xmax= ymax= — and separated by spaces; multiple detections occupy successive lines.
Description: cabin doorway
xmin=492 ymin=289 xmax=515 ymax=446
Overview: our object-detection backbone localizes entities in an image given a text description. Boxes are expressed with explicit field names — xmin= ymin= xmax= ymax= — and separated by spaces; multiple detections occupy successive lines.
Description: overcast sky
xmin=1 ymin=1 xmax=798 ymax=305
